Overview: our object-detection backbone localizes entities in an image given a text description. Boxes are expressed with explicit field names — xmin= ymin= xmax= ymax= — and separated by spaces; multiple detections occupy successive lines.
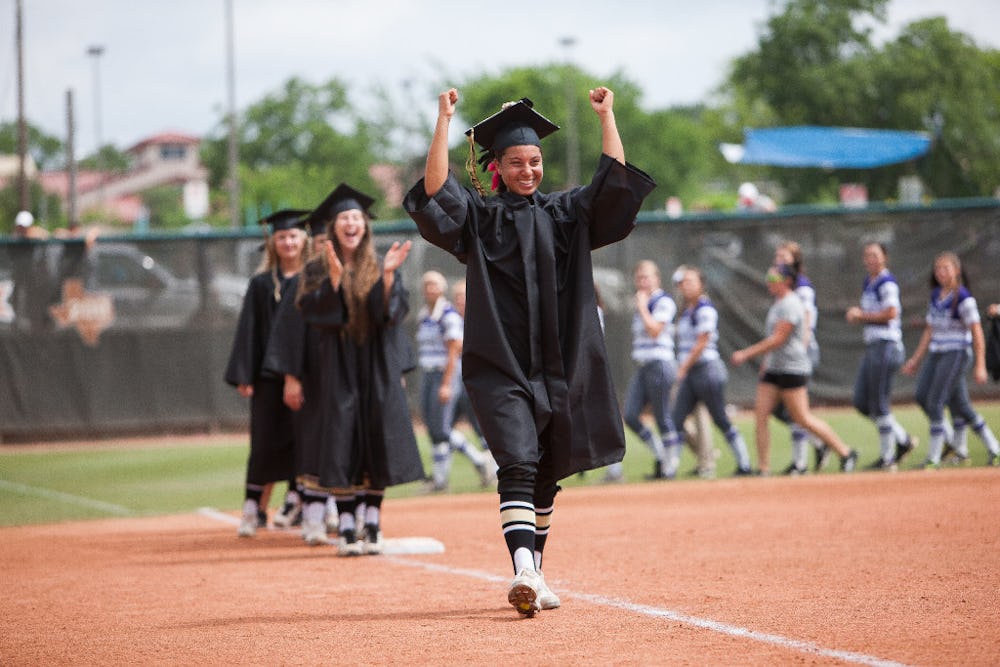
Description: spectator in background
xmin=901 ymin=252 xmax=999 ymax=468
xmin=9 ymin=211 xmax=53 ymax=332
xmin=225 ymin=209 xmax=309 ymax=538
xmin=732 ymin=262 xmax=859 ymax=475
xmin=845 ymin=242 xmax=918 ymax=471
xmin=13 ymin=210 xmax=49 ymax=239
xmin=737 ymin=182 xmax=776 ymax=213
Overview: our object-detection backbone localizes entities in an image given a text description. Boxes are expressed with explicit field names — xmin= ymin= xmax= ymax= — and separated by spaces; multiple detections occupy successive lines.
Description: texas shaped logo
xmin=48 ymin=278 xmax=116 ymax=346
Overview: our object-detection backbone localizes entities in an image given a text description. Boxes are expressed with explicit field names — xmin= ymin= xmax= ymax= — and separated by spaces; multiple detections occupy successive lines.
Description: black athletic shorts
xmin=760 ymin=372 xmax=809 ymax=390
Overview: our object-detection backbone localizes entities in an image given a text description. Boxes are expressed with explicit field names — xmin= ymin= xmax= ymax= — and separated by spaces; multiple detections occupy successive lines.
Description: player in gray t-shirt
xmin=732 ymin=263 xmax=858 ymax=476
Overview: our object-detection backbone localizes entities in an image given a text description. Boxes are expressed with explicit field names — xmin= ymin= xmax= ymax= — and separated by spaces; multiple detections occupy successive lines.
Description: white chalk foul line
xmin=385 ymin=557 xmax=917 ymax=667
xmin=194 ymin=507 xmax=914 ymax=666
xmin=0 ymin=479 xmax=133 ymax=516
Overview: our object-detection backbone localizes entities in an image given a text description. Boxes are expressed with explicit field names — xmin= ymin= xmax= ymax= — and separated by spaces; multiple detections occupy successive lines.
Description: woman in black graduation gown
xmin=404 ymin=88 xmax=656 ymax=614
xmin=296 ymin=184 xmax=424 ymax=556
xmin=224 ymin=209 xmax=310 ymax=538
xmin=262 ymin=211 xmax=339 ymax=546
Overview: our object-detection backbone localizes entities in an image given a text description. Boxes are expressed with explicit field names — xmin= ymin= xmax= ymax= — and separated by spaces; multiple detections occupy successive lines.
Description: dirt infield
xmin=2 ymin=468 xmax=998 ymax=666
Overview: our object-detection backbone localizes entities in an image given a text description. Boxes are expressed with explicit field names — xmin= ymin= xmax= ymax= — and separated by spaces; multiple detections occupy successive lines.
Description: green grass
xmin=1 ymin=403 xmax=997 ymax=527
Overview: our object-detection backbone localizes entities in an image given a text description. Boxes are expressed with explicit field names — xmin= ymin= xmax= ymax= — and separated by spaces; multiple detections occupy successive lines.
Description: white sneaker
xmin=536 ymin=572 xmax=561 ymax=610
xmin=302 ymin=518 xmax=329 ymax=546
xmin=507 ymin=568 xmax=541 ymax=616
xmin=237 ymin=499 xmax=258 ymax=538
xmin=362 ymin=524 xmax=384 ymax=555
xmin=325 ymin=509 xmax=340 ymax=536
xmin=337 ymin=529 xmax=363 ymax=557
xmin=272 ymin=494 xmax=301 ymax=528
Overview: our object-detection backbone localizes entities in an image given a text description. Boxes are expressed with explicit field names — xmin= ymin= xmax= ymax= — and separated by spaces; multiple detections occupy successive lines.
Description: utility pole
xmin=66 ymin=90 xmax=77 ymax=227
xmin=15 ymin=0 xmax=29 ymax=212
xmin=86 ymin=44 xmax=106 ymax=215
xmin=225 ymin=0 xmax=240 ymax=228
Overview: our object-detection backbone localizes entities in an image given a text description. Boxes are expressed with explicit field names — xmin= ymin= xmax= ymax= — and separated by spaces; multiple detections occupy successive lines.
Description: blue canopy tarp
xmin=720 ymin=126 xmax=932 ymax=168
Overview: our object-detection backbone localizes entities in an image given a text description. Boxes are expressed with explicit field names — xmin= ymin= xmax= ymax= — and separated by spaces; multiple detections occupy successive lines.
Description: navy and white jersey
xmin=676 ymin=296 xmax=720 ymax=365
xmin=416 ymin=297 xmax=463 ymax=371
xmin=860 ymin=269 xmax=903 ymax=344
xmin=631 ymin=289 xmax=676 ymax=363
xmin=794 ymin=275 xmax=818 ymax=336
xmin=927 ymin=286 xmax=979 ymax=352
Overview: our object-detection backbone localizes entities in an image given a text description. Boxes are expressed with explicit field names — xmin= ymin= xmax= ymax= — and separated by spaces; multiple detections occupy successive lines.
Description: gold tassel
xmin=465 ymin=129 xmax=485 ymax=196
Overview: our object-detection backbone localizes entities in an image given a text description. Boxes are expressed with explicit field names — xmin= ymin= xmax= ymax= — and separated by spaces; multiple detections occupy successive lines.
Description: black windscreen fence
xmin=2 ymin=200 xmax=998 ymax=441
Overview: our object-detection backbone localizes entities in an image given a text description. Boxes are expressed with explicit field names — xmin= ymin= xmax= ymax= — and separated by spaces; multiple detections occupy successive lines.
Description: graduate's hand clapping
xmin=383 ymin=240 xmax=413 ymax=274
xmin=324 ymin=240 xmax=343 ymax=289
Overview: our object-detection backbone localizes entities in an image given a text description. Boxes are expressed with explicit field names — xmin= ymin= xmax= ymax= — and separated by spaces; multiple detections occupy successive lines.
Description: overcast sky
xmin=1 ymin=0 xmax=997 ymax=157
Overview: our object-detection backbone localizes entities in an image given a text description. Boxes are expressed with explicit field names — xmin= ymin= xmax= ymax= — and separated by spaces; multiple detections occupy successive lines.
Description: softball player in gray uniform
xmin=617 ymin=260 xmax=679 ymax=479
xmin=670 ymin=267 xmax=752 ymax=475
xmin=417 ymin=271 xmax=491 ymax=490
xmin=901 ymin=252 xmax=999 ymax=467
xmin=846 ymin=243 xmax=918 ymax=469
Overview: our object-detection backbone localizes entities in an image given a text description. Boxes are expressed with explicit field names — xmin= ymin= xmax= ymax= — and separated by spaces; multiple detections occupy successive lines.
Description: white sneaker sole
xmin=507 ymin=581 xmax=539 ymax=616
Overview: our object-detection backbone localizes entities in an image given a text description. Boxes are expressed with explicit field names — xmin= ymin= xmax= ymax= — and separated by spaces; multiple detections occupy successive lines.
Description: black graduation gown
xmin=296 ymin=268 xmax=423 ymax=489
xmin=403 ymin=154 xmax=656 ymax=481
xmin=261 ymin=271 xmax=324 ymax=480
xmin=224 ymin=271 xmax=296 ymax=485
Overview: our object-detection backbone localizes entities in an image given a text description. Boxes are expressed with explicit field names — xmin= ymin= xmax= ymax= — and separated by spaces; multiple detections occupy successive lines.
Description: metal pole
xmin=67 ymin=89 xmax=77 ymax=227
xmin=225 ymin=0 xmax=240 ymax=229
xmin=559 ymin=36 xmax=579 ymax=189
xmin=15 ymin=0 xmax=29 ymax=212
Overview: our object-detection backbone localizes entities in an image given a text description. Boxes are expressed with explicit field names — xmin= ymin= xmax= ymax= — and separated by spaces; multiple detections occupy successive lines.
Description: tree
xmin=0 ymin=122 xmax=66 ymax=230
xmin=201 ymin=77 xmax=387 ymax=222
xmin=77 ymin=144 xmax=130 ymax=173
xmin=870 ymin=18 xmax=1000 ymax=197
xmin=722 ymin=0 xmax=1000 ymax=202
xmin=0 ymin=121 xmax=64 ymax=170
xmin=446 ymin=64 xmax=721 ymax=211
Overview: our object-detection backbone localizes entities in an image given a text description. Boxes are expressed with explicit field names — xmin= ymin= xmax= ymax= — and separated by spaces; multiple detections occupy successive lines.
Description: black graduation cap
xmin=466 ymin=98 xmax=560 ymax=156
xmin=258 ymin=208 xmax=310 ymax=232
xmin=305 ymin=183 xmax=377 ymax=236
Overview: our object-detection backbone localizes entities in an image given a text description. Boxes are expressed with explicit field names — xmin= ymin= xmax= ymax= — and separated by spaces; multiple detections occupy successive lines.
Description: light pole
xmin=86 ymin=44 xmax=105 ymax=213
xmin=558 ymin=36 xmax=579 ymax=188
xmin=225 ymin=0 xmax=240 ymax=229
xmin=15 ymin=0 xmax=29 ymax=213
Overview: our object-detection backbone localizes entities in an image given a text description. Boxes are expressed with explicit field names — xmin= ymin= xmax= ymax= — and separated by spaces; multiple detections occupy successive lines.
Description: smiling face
xmin=272 ymin=228 xmax=306 ymax=270
xmin=933 ymin=254 xmax=960 ymax=290
xmin=495 ymin=145 xmax=544 ymax=196
xmin=331 ymin=209 xmax=367 ymax=262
